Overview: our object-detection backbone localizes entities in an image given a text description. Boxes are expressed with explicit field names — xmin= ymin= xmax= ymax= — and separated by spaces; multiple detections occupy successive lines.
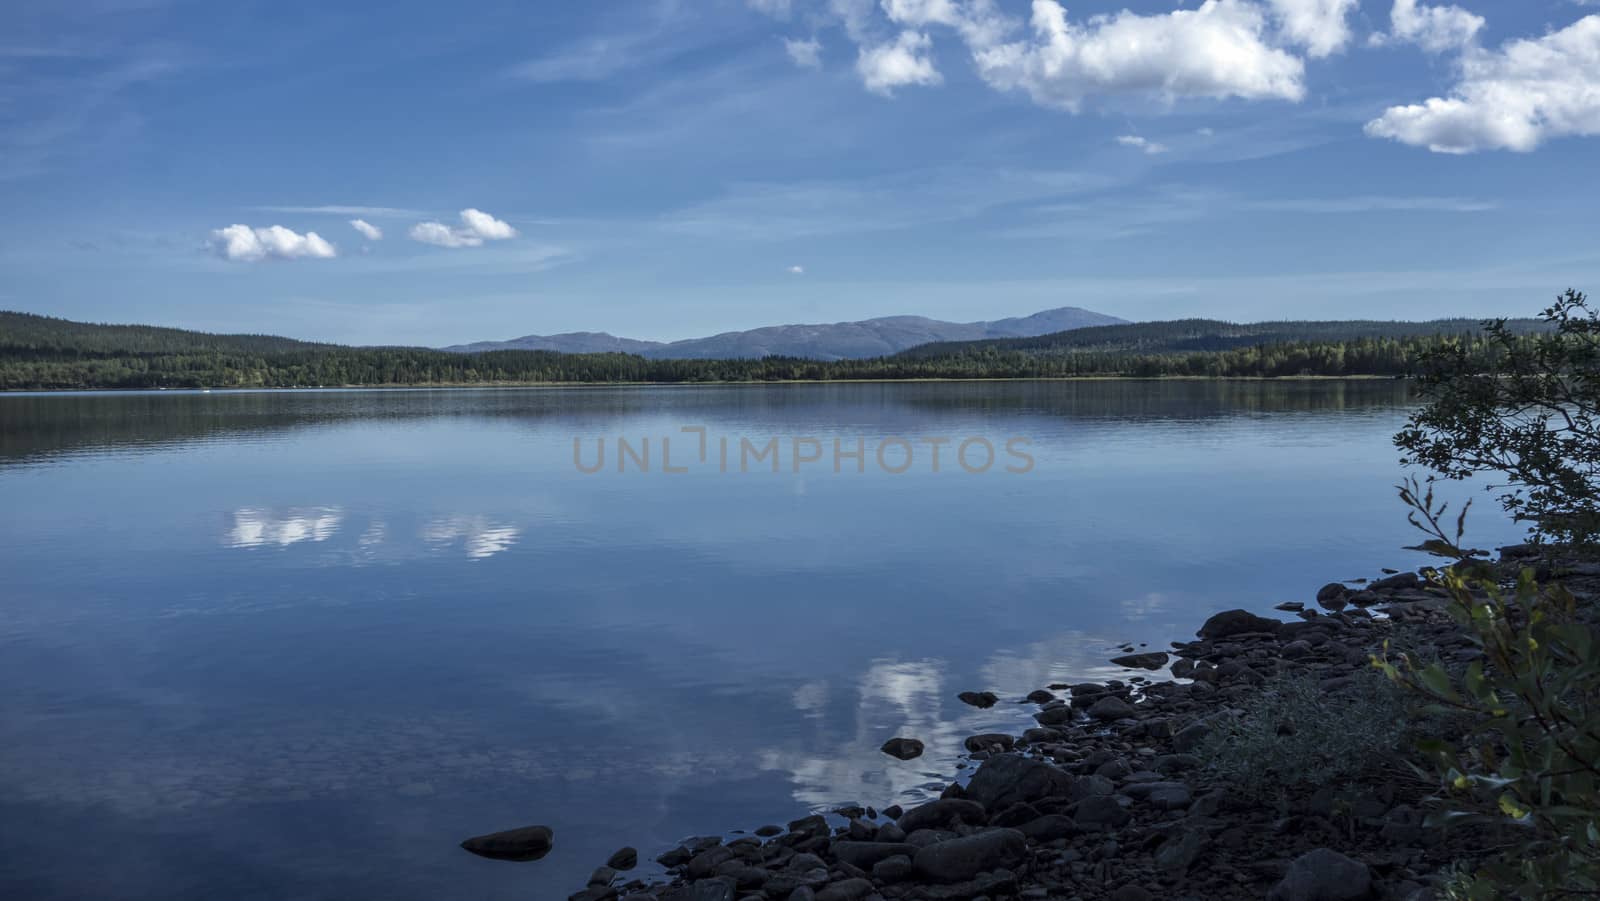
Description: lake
xmin=0 ymin=382 xmax=1520 ymax=899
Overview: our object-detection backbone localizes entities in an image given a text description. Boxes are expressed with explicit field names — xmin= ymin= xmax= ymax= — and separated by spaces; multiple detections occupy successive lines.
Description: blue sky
xmin=2 ymin=0 xmax=1598 ymax=346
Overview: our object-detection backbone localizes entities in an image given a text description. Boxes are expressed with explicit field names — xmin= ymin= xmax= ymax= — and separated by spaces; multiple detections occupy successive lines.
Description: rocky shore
xmin=491 ymin=549 xmax=1599 ymax=901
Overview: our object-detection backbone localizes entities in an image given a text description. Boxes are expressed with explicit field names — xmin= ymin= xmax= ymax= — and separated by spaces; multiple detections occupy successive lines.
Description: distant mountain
xmin=893 ymin=317 xmax=1555 ymax=360
xmin=0 ymin=311 xmax=331 ymax=355
xmin=441 ymin=306 xmax=1128 ymax=361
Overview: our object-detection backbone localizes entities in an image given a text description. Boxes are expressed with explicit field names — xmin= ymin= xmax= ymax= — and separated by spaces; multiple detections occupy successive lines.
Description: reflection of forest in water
xmin=0 ymin=380 xmax=1414 ymax=466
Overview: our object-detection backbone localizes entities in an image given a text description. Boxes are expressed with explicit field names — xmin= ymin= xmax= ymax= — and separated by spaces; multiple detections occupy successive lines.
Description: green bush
xmin=1377 ymin=479 xmax=1600 ymax=898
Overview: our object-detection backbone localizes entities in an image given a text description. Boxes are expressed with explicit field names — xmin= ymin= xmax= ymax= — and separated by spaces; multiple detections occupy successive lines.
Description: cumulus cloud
xmin=209 ymin=224 xmax=336 ymax=263
xmin=1265 ymin=0 xmax=1360 ymax=57
xmin=1116 ymin=135 xmax=1169 ymax=154
xmin=971 ymin=0 xmax=1306 ymax=111
xmin=408 ymin=208 xmax=519 ymax=248
xmin=1366 ymin=15 xmax=1600 ymax=152
xmin=857 ymin=30 xmax=942 ymax=96
xmin=349 ymin=219 xmax=383 ymax=241
xmin=1384 ymin=0 xmax=1485 ymax=52
xmin=784 ymin=37 xmax=822 ymax=68
xmin=788 ymin=264 xmax=805 ymax=274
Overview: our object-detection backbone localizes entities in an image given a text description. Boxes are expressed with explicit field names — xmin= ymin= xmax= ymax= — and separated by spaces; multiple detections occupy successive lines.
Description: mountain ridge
xmin=440 ymin=305 xmax=1128 ymax=360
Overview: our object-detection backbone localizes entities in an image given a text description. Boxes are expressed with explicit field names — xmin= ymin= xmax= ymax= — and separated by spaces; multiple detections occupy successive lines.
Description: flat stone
xmin=460 ymin=824 xmax=554 ymax=861
xmin=913 ymin=828 xmax=1026 ymax=883
xmin=1109 ymin=652 xmax=1169 ymax=670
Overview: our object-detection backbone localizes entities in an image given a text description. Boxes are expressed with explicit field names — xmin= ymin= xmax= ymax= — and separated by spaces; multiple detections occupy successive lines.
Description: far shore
xmin=0 ymin=374 xmax=1411 ymax=394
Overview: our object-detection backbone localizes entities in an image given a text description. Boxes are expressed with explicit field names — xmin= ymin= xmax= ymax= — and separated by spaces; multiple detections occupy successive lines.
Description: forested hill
xmin=0 ymin=311 xmax=332 ymax=355
xmin=0 ymin=309 xmax=1556 ymax=390
xmin=894 ymin=317 xmax=1552 ymax=359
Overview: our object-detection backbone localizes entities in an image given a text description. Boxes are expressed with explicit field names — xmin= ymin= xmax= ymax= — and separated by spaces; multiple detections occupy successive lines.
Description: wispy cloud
xmin=253 ymin=205 xmax=422 ymax=218
xmin=1116 ymin=134 xmax=1168 ymax=155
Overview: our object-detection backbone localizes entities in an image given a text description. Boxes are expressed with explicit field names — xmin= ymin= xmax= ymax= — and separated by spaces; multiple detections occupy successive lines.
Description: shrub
xmin=1376 ymin=479 xmax=1600 ymax=899
xmin=1199 ymin=669 xmax=1411 ymax=799
xmin=1396 ymin=289 xmax=1600 ymax=553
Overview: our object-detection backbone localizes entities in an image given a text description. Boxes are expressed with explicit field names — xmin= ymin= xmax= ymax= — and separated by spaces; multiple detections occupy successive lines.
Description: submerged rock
xmin=957 ymin=690 xmax=999 ymax=708
xmin=460 ymin=824 xmax=553 ymax=861
xmin=1109 ymin=651 xmax=1169 ymax=670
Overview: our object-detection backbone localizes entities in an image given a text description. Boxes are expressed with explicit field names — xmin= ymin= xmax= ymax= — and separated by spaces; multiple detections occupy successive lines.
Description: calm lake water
xmin=0 ymin=382 xmax=1520 ymax=899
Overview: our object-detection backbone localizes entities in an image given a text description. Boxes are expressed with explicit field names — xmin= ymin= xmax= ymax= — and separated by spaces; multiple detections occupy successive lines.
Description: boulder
xmin=1268 ymin=848 xmax=1374 ymax=901
xmin=1088 ymin=696 xmax=1136 ymax=720
xmin=607 ymin=847 xmax=637 ymax=870
xmin=958 ymin=691 xmax=998 ymax=708
xmin=912 ymin=829 xmax=1026 ymax=883
xmin=1197 ymin=609 xmax=1283 ymax=639
xmin=963 ymin=754 xmax=1074 ymax=810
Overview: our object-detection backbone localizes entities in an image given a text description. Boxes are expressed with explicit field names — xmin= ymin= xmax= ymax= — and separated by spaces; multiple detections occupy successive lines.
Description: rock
xmin=1281 ymin=639 xmax=1314 ymax=658
xmin=871 ymin=854 xmax=914 ymax=883
xmin=1110 ymin=888 xmax=1154 ymax=901
xmin=1025 ymin=689 xmax=1055 ymax=704
xmin=1197 ymin=609 xmax=1283 ymax=639
xmin=607 ymin=847 xmax=638 ymax=870
xmin=570 ymin=889 xmax=617 ymax=901
xmin=1316 ymin=583 xmax=1349 ymax=605
xmin=1033 ymin=705 xmax=1076 ymax=726
xmin=1370 ymin=572 xmax=1420 ymax=591
xmin=1172 ymin=721 xmax=1210 ymax=753
xmin=874 ymin=822 xmax=906 ymax=843
xmin=684 ymin=846 xmax=734 ymax=880
xmin=897 ymin=798 xmax=988 ymax=832
xmin=880 ymin=737 xmax=924 ymax=760
xmin=1109 ymin=651 xmax=1169 ymax=670
xmin=1088 ymin=695 xmax=1136 ymax=720
xmin=460 ymin=824 xmax=554 ymax=861
xmin=958 ymin=691 xmax=998 ymax=708
xmin=1171 ymin=658 xmax=1196 ymax=678
xmin=814 ymin=878 xmax=874 ymax=901
xmin=1267 ymin=848 xmax=1374 ymax=901
xmin=588 ymin=866 xmax=618 ymax=886
xmin=1072 ymin=795 xmax=1130 ymax=829
xmin=963 ymin=754 xmax=1074 ymax=810
xmin=1017 ymin=814 xmax=1076 ymax=841
xmin=754 ymin=825 xmax=782 ymax=838
xmin=963 ymin=733 xmax=1015 ymax=753
xmin=912 ymin=828 xmax=1026 ymax=882
xmin=830 ymin=842 xmax=917 ymax=870
xmin=1145 ymin=783 xmax=1193 ymax=810
xmin=1154 ymin=831 xmax=1210 ymax=872
xmin=661 ymin=881 xmax=735 ymax=901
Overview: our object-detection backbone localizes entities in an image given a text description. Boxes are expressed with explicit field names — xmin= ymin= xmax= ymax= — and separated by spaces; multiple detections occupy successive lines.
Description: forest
xmin=0 ymin=310 xmax=1548 ymax=390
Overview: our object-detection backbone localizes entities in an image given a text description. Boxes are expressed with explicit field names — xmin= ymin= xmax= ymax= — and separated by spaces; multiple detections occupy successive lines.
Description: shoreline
xmin=0 ymin=375 xmax=1410 ymax=395
xmin=533 ymin=550 xmax=1597 ymax=901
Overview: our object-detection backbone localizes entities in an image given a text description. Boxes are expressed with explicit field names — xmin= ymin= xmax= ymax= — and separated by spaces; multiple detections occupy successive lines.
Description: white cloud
xmin=857 ymin=30 xmax=942 ymax=96
xmin=784 ymin=36 xmax=822 ymax=68
xmin=971 ymin=0 xmax=1306 ymax=111
xmin=788 ymin=264 xmax=805 ymax=274
xmin=1116 ymin=134 xmax=1169 ymax=154
xmin=1265 ymin=0 xmax=1360 ymax=57
xmin=459 ymin=208 xmax=517 ymax=240
xmin=349 ymin=219 xmax=383 ymax=241
xmin=1385 ymin=0 xmax=1485 ymax=53
xmin=1366 ymin=15 xmax=1600 ymax=152
xmin=409 ymin=221 xmax=481 ymax=248
xmin=408 ymin=208 xmax=519 ymax=248
xmin=209 ymin=224 xmax=336 ymax=263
